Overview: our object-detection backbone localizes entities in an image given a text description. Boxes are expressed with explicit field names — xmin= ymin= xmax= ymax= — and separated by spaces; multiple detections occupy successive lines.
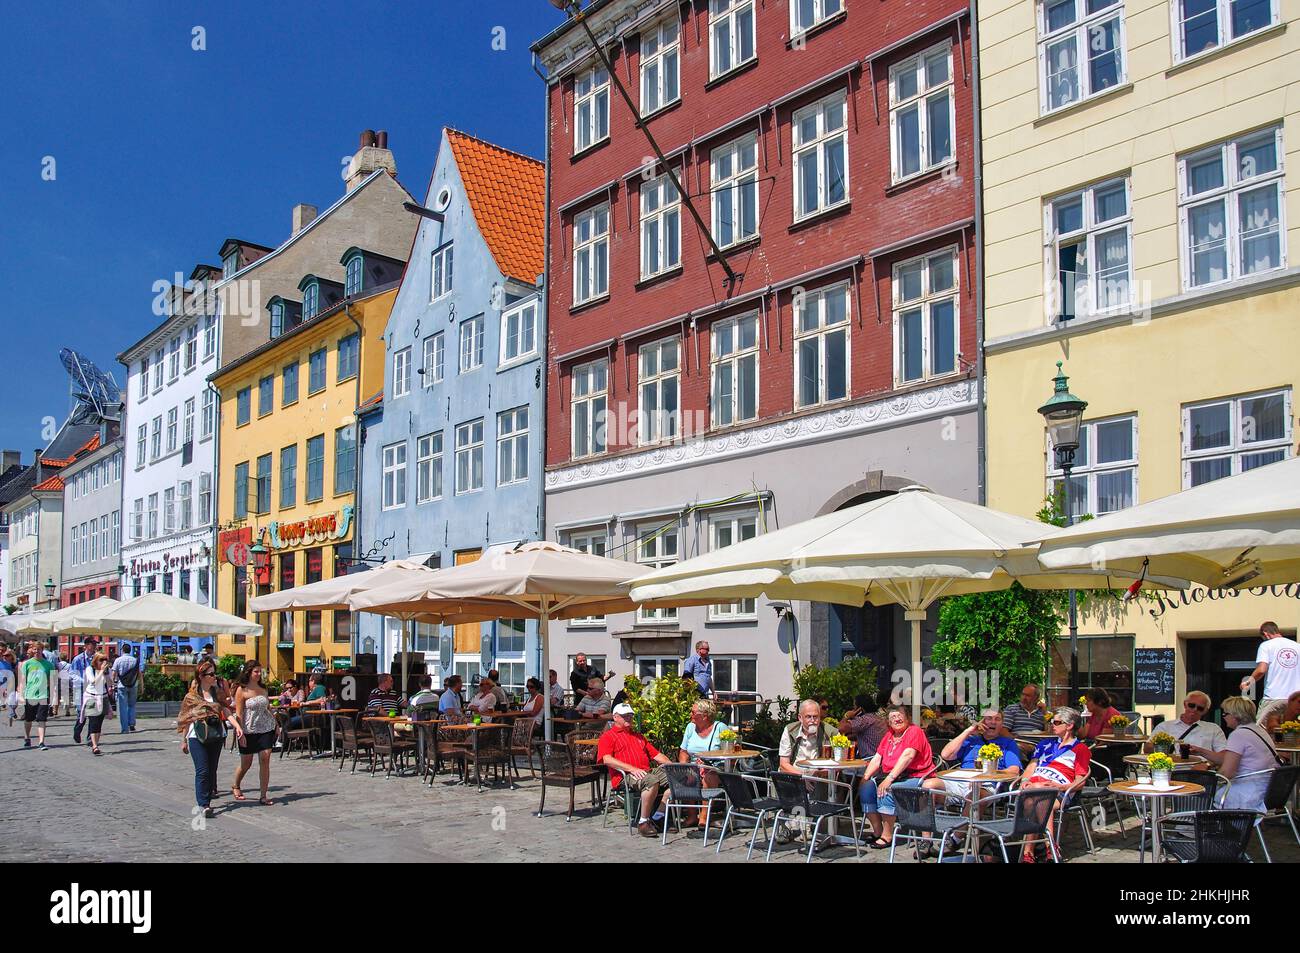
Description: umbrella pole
xmin=402 ymin=619 xmax=410 ymax=702
xmin=540 ymin=597 xmax=552 ymax=743
xmin=905 ymin=610 xmax=925 ymax=724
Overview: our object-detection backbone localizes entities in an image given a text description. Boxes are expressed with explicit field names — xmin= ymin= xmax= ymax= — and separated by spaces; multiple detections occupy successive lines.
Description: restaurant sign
xmin=266 ymin=505 xmax=354 ymax=551
xmin=218 ymin=527 xmax=252 ymax=565
xmin=128 ymin=548 xmax=206 ymax=578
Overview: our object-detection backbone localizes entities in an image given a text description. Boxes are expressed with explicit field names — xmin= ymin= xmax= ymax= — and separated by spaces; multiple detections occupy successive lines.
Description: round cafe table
xmin=698 ymin=748 xmax=767 ymax=772
xmin=937 ymin=766 xmax=1019 ymax=859
xmin=1122 ymin=753 xmax=1207 ymax=768
xmin=794 ymin=757 xmax=870 ymax=843
xmin=1108 ymin=779 xmax=1204 ymax=863
xmin=1093 ymin=734 xmax=1148 ymax=745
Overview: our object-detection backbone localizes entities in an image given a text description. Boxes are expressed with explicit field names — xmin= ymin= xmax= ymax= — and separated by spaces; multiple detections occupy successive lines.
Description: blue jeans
xmin=115 ymin=683 xmax=137 ymax=732
xmin=189 ymin=736 xmax=223 ymax=808
xmin=859 ymin=776 xmax=923 ymax=816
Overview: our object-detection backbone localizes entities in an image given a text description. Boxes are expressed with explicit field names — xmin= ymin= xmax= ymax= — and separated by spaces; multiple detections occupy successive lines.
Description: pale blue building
xmin=356 ymin=129 xmax=545 ymax=696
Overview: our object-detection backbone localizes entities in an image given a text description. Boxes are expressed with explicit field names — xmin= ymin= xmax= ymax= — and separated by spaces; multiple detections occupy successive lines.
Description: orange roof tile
xmin=33 ymin=475 xmax=64 ymax=492
xmin=41 ymin=433 xmax=101 ymax=468
xmin=445 ymin=130 xmax=544 ymax=287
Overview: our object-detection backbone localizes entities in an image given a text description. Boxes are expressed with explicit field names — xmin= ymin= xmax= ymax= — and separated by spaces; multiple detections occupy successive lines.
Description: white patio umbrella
xmin=629 ymin=486 xmax=1184 ymax=720
xmin=349 ymin=540 xmax=649 ymax=740
xmin=24 ymin=596 xmax=122 ymax=633
xmin=0 ymin=610 xmax=56 ymax=639
xmin=1037 ymin=456 xmax=1300 ymax=588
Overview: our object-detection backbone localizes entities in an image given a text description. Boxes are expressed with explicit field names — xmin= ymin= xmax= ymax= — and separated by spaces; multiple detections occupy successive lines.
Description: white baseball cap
xmin=612 ymin=703 xmax=635 ymax=716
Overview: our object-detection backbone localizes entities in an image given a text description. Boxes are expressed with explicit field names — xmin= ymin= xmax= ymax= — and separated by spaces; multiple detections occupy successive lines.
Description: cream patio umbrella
xmin=349 ymin=540 xmax=652 ymax=740
xmin=1036 ymin=456 xmax=1300 ymax=588
xmin=249 ymin=558 xmax=447 ymax=690
xmin=629 ymin=486 xmax=1185 ymax=720
xmin=0 ymin=609 xmax=56 ymax=639
xmin=24 ymin=596 xmax=122 ymax=633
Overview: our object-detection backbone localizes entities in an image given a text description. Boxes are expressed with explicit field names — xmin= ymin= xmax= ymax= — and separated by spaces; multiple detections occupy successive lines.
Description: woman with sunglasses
xmin=231 ymin=660 xmax=278 ymax=805
xmin=81 ymin=653 xmax=113 ymax=756
xmin=178 ymin=662 xmax=240 ymax=818
xmin=1016 ymin=707 xmax=1091 ymax=862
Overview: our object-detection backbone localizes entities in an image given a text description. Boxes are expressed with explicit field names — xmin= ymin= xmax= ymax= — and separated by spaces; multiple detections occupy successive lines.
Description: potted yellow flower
xmin=830 ymin=733 xmax=852 ymax=762
xmin=921 ymin=708 xmax=938 ymax=729
xmin=1279 ymin=721 xmax=1300 ymax=747
xmin=718 ymin=727 xmax=739 ymax=754
xmin=1150 ymin=731 xmax=1176 ymax=756
xmin=1147 ymin=752 xmax=1175 ymax=789
xmin=977 ymin=743 xmax=1003 ymax=774
xmin=1109 ymin=714 xmax=1130 ymax=737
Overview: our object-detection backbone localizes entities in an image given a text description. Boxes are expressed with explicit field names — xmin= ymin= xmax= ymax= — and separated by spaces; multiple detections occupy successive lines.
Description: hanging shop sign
xmin=219 ymin=527 xmax=252 ymax=565
xmin=265 ymin=505 xmax=354 ymax=551
xmin=1145 ymin=584 xmax=1300 ymax=619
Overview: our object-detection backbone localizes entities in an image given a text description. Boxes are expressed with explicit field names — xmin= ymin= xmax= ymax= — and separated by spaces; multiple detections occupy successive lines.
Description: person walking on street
xmin=80 ymin=653 xmax=113 ymax=756
xmin=179 ymin=660 xmax=240 ymax=819
xmin=230 ymin=660 xmax=277 ymax=805
xmin=1 ymin=647 xmax=18 ymax=725
xmin=18 ymin=641 xmax=55 ymax=749
xmin=111 ymin=644 xmax=140 ymax=732
xmin=681 ymin=641 xmax=714 ymax=698
xmin=70 ymin=636 xmax=99 ymax=744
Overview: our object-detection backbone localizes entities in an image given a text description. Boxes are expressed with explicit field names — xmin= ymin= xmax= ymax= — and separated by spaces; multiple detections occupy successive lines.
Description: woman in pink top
xmin=857 ymin=707 xmax=936 ymax=849
xmin=1079 ymin=688 xmax=1124 ymax=741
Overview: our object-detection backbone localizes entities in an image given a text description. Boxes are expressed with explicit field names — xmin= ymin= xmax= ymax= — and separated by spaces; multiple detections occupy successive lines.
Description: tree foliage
xmin=792 ymin=655 xmax=880 ymax=716
xmin=215 ymin=654 xmax=244 ymax=681
xmin=621 ymin=674 xmax=698 ymax=754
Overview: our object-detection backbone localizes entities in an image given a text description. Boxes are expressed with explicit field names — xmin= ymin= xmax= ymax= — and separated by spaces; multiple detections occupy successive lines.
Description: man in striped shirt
xmin=1001 ymin=683 xmax=1049 ymax=736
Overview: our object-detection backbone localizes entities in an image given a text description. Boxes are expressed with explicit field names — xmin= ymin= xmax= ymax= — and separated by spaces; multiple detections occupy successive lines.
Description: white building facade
xmin=118 ymin=272 xmax=221 ymax=605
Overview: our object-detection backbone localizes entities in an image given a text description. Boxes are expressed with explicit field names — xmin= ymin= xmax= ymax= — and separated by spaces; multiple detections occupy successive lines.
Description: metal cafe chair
xmin=888 ymin=784 xmax=968 ymax=863
xmin=764 ymin=772 xmax=859 ymax=863
xmin=1157 ymin=809 xmax=1259 ymax=863
xmin=1233 ymin=763 xmax=1300 ymax=863
xmin=713 ymin=771 xmax=781 ymax=858
xmin=659 ymin=762 xmax=727 ymax=847
xmin=949 ymin=787 xmax=1062 ymax=863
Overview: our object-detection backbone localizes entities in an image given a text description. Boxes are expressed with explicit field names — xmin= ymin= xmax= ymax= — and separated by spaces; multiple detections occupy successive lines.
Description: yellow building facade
xmin=979 ymin=0 xmax=1300 ymax=715
xmin=211 ymin=285 xmax=395 ymax=679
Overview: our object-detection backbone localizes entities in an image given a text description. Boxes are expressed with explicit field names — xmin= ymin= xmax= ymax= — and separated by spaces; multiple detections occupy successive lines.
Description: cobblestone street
xmin=2 ymin=714 xmax=1294 ymax=864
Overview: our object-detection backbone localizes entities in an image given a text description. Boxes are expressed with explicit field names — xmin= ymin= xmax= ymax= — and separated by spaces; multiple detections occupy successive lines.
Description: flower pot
xmin=978 ymin=760 xmax=998 ymax=774
xmin=1110 ymin=725 xmax=1128 ymax=737
xmin=1153 ymin=742 xmax=1174 ymax=756
xmin=1151 ymin=769 xmax=1172 ymax=789
xmin=720 ymin=740 xmax=735 ymax=754
xmin=1283 ymin=733 xmax=1300 ymax=748
xmin=832 ymin=746 xmax=846 ymax=762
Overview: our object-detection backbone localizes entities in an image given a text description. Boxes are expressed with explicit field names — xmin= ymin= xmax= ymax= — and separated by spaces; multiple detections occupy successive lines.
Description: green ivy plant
xmin=215 ymin=654 xmax=245 ymax=681
xmin=621 ymin=673 xmax=697 ymax=755
xmin=742 ymin=695 xmax=797 ymax=750
xmin=139 ymin=672 xmax=186 ymax=702
xmin=792 ymin=655 xmax=880 ymax=717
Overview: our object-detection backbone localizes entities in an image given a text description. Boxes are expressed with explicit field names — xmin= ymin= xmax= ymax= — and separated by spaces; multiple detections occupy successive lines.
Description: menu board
xmin=1134 ymin=648 xmax=1175 ymax=704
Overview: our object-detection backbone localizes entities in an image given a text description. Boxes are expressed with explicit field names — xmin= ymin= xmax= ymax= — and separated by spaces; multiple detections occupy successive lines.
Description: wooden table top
xmin=795 ymin=758 xmax=868 ymax=771
xmin=554 ymin=715 xmax=613 ymax=725
xmin=938 ymin=767 xmax=1019 ymax=782
xmin=1108 ymin=779 xmax=1204 ymax=797
xmin=1093 ymin=734 xmax=1148 ymax=743
xmin=702 ymin=749 xmax=765 ymax=760
xmin=441 ymin=721 xmax=511 ymax=731
xmin=572 ymin=738 xmax=600 ymax=747
xmin=1122 ymin=754 xmax=1208 ymax=766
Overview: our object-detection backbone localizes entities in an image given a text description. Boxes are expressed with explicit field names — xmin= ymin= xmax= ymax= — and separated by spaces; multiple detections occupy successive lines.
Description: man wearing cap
xmin=598 ymin=703 xmax=674 ymax=837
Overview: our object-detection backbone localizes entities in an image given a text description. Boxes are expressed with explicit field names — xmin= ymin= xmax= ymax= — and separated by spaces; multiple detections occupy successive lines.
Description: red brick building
xmin=534 ymin=0 xmax=980 ymax=700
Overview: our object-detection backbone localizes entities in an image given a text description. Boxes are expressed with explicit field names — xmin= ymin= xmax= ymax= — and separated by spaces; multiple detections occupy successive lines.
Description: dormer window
xmin=302 ymin=281 xmax=319 ymax=320
xmin=271 ymin=301 xmax=285 ymax=338
xmin=345 ymin=253 xmax=363 ymax=296
xmin=266 ymin=297 xmax=302 ymax=339
xmin=222 ymin=250 xmax=239 ymax=278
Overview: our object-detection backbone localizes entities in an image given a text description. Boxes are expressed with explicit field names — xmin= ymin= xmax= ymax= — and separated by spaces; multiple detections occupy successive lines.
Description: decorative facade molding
xmin=546 ymin=380 xmax=976 ymax=491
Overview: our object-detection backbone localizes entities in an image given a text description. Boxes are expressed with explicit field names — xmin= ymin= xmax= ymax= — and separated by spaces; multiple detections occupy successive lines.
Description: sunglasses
xmin=1051 ymin=719 xmax=1068 ymax=726
xmin=1184 ymin=702 xmax=1206 ymax=712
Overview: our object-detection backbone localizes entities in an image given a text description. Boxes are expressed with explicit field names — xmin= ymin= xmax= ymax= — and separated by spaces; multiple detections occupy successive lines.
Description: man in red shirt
xmin=597 ymin=703 xmax=674 ymax=837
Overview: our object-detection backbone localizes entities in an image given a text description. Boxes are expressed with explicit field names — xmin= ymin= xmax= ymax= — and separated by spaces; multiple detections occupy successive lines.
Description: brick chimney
xmin=292 ymin=204 xmax=318 ymax=235
xmin=344 ymin=129 xmax=396 ymax=193
xmin=1 ymin=450 xmax=20 ymax=472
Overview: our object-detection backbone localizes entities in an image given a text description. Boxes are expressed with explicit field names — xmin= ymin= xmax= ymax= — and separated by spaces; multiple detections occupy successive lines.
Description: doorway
xmin=1184 ymin=635 xmax=1259 ymax=725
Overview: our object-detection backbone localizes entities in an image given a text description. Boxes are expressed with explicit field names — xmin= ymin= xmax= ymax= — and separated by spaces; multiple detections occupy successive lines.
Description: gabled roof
xmin=41 ymin=423 xmax=102 ymax=464
xmin=42 ymin=433 xmax=101 ymax=468
xmin=357 ymin=390 xmax=384 ymax=414
xmin=32 ymin=475 xmax=65 ymax=493
xmin=445 ymin=130 xmax=544 ymax=287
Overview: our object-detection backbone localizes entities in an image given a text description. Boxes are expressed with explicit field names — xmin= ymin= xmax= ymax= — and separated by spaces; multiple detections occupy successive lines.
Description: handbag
xmin=194 ymin=716 xmax=224 ymax=744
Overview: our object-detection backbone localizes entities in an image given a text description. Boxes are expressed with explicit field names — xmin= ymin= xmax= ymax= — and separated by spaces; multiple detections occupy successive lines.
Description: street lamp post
xmin=1038 ymin=362 xmax=1088 ymax=703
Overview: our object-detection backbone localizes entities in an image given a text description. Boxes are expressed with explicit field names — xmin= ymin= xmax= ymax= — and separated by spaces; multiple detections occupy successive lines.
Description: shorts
xmin=238 ymin=729 xmax=276 ymax=755
xmin=23 ymin=703 xmax=49 ymax=723
xmin=621 ymin=764 xmax=671 ymax=793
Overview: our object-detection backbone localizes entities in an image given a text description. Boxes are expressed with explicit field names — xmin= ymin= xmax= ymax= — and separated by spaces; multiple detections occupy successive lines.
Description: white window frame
xmin=150 ymin=416 xmax=162 ymax=460
xmin=641 ymin=171 xmax=682 ymax=280
xmin=152 ymin=348 xmax=164 ymax=390
xmin=455 ymin=419 xmax=485 ymax=495
xmin=184 ymin=324 xmax=198 ymax=371
xmin=201 ymin=388 xmax=216 ymax=440
xmin=792 ymin=91 xmax=849 ymax=221
xmin=638 ymin=338 xmax=680 ymax=445
xmin=393 ymin=347 xmax=412 ymax=398
xmin=636 ymin=524 xmax=679 ymax=625
xmin=710 ymin=312 xmax=760 ymax=429
xmin=167 ymin=337 xmax=181 ymax=382
xmin=431 ymin=243 xmax=454 ymax=301
xmin=711 ymin=133 xmax=759 ymax=248
xmin=202 ymin=315 xmax=216 ymax=360
xmin=499 ymin=299 xmax=538 ymax=368
xmin=179 ymin=481 xmax=193 ymax=531
xmin=636 ymin=656 xmax=682 ymax=680
xmin=1181 ymin=388 xmax=1292 ymax=487
xmin=198 ymin=473 xmax=212 ymax=526
xmin=1171 ymin=0 xmax=1279 ymax=64
xmin=135 ymin=424 xmax=146 ymax=468
xmin=573 ymin=204 xmax=610 ymax=305
xmin=567 ymin=531 xmax=608 ymax=626
xmin=791 ymin=0 xmax=843 ymax=36
xmin=381 ymin=442 xmax=407 ymax=510
xmin=496 ymin=407 xmax=529 ymax=487
xmin=708 ymin=512 xmax=759 ymax=621
xmin=889 ymin=42 xmax=956 ymax=183
xmin=459 ymin=315 xmax=485 ymax=373
xmin=166 ymin=407 xmax=178 ymax=453
xmin=1037 ymin=0 xmax=1127 ymax=114
xmin=571 ymin=358 xmax=609 ymax=459
xmin=793 ymin=282 xmax=851 ymax=409
xmin=183 ymin=398 xmax=195 ymax=446
xmin=640 ymin=14 xmax=680 ymax=117
xmin=709 ymin=0 xmax=757 ymax=79
xmin=1178 ymin=126 xmax=1286 ymax=291
xmin=423 ymin=332 xmax=446 ymax=385
xmin=1047 ymin=415 xmax=1140 ymax=519
xmin=574 ymin=65 xmax=610 ymax=153
xmin=892 ymin=247 xmax=961 ymax=386
xmin=1045 ymin=177 xmax=1134 ymax=320
xmin=416 ymin=432 xmax=444 ymax=504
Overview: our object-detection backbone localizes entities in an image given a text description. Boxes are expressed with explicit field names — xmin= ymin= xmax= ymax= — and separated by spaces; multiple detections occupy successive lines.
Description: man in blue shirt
xmin=438 ymin=675 xmax=464 ymax=715
xmin=70 ymin=637 xmax=99 ymax=745
xmin=681 ymin=641 xmax=713 ymax=698
xmin=927 ymin=709 xmax=1022 ymax=800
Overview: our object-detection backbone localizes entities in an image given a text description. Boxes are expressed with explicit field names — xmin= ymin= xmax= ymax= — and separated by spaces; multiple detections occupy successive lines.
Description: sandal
xmin=259 ymin=796 xmax=274 ymax=806
xmin=1020 ymin=850 xmax=1037 ymax=864
xmin=91 ymin=747 xmax=102 ymax=756
xmin=869 ymin=838 xmax=891 ymax=849
xmin=231 ymin=787 xmax=247 ymax=801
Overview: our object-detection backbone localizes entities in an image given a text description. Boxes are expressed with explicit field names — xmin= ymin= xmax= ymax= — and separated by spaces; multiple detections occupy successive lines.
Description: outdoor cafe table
xmin=311 ymin=708 xmax=359 ymax=758
xmin=699 ymin=749 xmax=766 ymax=773
xmin=937 ymin=766 xmax=1019 ymax=860
xmin=440 ymin=722 xmax=512 ymax=788
xmin=1108 ymin=779 xmax=1204 ymax=863
xmin=1122 ymin=753 xmax=1208 ymax=768
xmin=795 ymin=758 xmax=870 ymax=843
xmin=1094 ymin=734 xmax=1148 ymax=745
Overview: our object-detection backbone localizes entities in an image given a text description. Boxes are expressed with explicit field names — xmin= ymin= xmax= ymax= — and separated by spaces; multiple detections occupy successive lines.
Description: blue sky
xmin=0 ymin=0 xmax=564 ymax=458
